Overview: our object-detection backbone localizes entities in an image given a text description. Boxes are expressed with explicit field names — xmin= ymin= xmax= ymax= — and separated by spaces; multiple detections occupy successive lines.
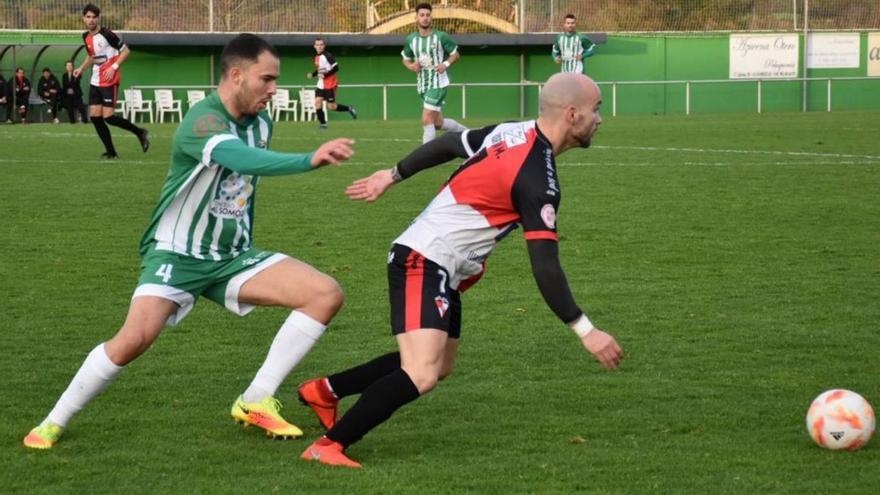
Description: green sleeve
xmin=401 ymin=34 xmax=415 ymax=59
xmin=552 ymin=36 xmax=561 ymax=59
xmin=176 ymin=110 xmax=232 ymax=162
xmin=581 ymin=34 xmax=597 ymax=57
xmin=441 ymin=31 xmax=458 ymax=55
xmin=212 ymin=139 xmax=314 ymax=176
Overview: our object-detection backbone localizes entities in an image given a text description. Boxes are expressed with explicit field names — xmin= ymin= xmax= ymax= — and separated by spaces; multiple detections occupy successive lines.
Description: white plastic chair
xmin=299 ymin=89 xmax=317 ymax=121
xmin=126 ymin=89 xmax=154 ymax=123
xmin=186 ymin=90 xmax=206 ymax=111
xmin=115 ymin=95 xmax=127 ymax=118
xmin=155 ymin=89 xmax=183 ymax=123
xmin=272 ymin=88 xmax=298 ymax=122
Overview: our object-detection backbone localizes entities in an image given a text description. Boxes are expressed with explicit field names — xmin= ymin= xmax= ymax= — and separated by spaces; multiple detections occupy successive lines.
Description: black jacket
xmin=61 ymin=72 xmax=83 ymax=101
xmin=38 ymin=75 xmax=61 ymax=101
xmin=12 ymin=75 xmax=31 ymax=96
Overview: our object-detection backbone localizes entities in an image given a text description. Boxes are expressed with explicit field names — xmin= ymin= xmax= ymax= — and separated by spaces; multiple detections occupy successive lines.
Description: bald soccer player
xmin=297 ymin=73 xmax=623 ymax=468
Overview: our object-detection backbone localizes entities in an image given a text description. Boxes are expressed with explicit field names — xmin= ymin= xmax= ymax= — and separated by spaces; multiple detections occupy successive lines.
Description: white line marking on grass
xmin=558 ymin=161 xmax=878 ymax=167
xmin=591 ymin=145 xmax=880 ymax=161
xmin=7 ymin=133 xmax=878 ymax=163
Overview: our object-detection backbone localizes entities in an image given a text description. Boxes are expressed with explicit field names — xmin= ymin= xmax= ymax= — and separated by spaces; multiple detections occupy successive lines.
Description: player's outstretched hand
xmin=581 ymin=329 xmax=623 ymax=370
xmin=346 ymin=169 xmax=394 ymax=202
xmin=311 ymin=138 xmax=355 ymax=167
xmin=306 ymin=72 xmax=313 ymax=79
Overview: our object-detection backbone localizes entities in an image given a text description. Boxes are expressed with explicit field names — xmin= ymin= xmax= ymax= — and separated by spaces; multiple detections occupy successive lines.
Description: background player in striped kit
xmin=298 ymin=73 xmax=622 ymax=468
xmin=401 ymin=3 xmax=468 ymax=143
xmin=552 ymin=14 xmax=597 ymax=74
xmin=23 ymin=33 xmax=355 ymax=450
xmin=74 ymin=4 xmax=150 ymax=158
xmin=307 ymin=38 xmax=357 ymax=129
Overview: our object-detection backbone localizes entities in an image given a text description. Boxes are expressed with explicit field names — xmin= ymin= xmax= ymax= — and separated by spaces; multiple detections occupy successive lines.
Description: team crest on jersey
xmin=210 ymin=173 xmax=254 ymax=219
xmin=502 ymin=128 xmax=527 ymax=148
xmin=434 ymin=295 xmax=450 ymax=318
xmin=540 ymin=204 xmax=557 ymax=229
xmin=193 ymin=114 xmax=228 ymax=137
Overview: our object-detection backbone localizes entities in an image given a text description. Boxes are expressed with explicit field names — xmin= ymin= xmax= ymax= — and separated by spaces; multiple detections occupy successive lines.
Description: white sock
xmin=441 ymin=118 xmax=467 ymax=132
xmin=242 ymin=311 xmax=327 ymax=403
xmin=46 ymin=343 xmax=123 ymax=428
xmin=422 ymin=124 xmax=436 ymax=143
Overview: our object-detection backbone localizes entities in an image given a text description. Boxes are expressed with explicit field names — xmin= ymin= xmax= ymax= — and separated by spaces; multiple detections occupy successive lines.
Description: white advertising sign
xmin=730 ymin=34 xmax=799 ymax=79
xmin=869 ymin=32 xmax=880 ymax=77
xmin=807 ymin=33 xmax=860 ymax=68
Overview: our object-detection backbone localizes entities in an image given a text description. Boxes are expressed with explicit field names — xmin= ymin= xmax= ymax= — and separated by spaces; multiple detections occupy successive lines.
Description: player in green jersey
xmin=23 ymin=33 xmax=355 ymax=450
xmin=552 ymin=14 xmax=597 ymax=74
xmin=401 ymin=2 xmax=467 ymax=143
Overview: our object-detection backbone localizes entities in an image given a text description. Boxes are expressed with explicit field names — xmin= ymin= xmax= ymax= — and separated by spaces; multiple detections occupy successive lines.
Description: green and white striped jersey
xmin=401 ymin=30 xmax=458 ymax=94
xmin=139 ymin=92 xmax=313 ymax=261
xmin=552 ymin=32 xmax=596 ymax=74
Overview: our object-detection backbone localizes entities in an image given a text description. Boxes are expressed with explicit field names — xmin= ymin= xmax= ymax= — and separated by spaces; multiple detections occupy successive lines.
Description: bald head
xmin=536 ymin=73 xmax=603 ymax=154
xmin=539 ymin=72 xmax=600 ymax=118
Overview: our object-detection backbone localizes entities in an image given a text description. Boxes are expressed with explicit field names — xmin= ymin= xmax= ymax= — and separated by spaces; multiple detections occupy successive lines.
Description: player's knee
xmin=411 ymin=370 xmax=440 ymax=394
xmin=308 ymin=274 xmax=345 ymax=315
xmin=105 ymin=332 xmax=149 ymax=365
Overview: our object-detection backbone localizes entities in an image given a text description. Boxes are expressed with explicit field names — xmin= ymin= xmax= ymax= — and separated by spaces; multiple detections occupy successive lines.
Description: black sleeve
xmin=103 ymin=28 xmax=126 ymax=50
xmin=395 ymin=123 xmax=502 ymax=179
xmin=526 ymin=239 xmax=583 ymax=323
xmin=325 ymin=64 xmax=339 ymax=76
xmin=460 ymin=124 xmax=498 ymax=156
xmin=395 ymin=131 xmax=470 ymax=179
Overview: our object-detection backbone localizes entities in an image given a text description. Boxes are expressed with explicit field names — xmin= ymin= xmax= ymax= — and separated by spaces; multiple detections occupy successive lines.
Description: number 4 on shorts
xmin=155 ymin=263 xmax=173 ymax=283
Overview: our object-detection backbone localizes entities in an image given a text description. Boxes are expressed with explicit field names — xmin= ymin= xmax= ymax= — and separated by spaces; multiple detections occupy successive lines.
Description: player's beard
xmin=235 ymin=81 xmax=260 ymax=117
xmin=577 ymin=126 xmax=595 ymax=148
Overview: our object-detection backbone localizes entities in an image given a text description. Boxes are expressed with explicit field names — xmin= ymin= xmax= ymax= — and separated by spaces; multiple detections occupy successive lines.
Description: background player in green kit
xmin=401 ymin=2 xmax=467 ymax=143
xmin=23 ymin=33 xmax=355 ymax=449
xmin=552 ymin=13 xmax=597 ymax=74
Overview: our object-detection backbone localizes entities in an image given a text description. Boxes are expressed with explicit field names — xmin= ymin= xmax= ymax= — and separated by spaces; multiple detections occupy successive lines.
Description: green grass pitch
xmin=2 ymin=111 xmax=878 ymax=493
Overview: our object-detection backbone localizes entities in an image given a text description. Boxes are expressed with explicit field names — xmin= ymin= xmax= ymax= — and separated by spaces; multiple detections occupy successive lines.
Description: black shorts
xmin=388 ymin=244 xmax=461 ymax=338
xmin=315 ymin=87 xmax=336 ymax=102
xmin=89 ymin=85 xmax=118 ymax=107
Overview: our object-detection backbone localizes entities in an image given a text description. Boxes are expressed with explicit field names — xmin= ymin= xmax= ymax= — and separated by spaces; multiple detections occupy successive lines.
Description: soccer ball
xmin=806 ymin=389 xmax=875 ymax=450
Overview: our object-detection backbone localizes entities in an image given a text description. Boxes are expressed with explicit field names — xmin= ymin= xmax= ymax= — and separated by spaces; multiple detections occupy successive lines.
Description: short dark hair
xmin=83 ymin=3 xmax=100 ymax=16
xmin=42 ymin=67 xmax=51 ymax=72
xmin=565 ymin=14 xmax=576 ymax=21
xmin=220 ymin=33 xmax=279 ymax=77
xmin=416 ymin=3 xmax=432 ymax=12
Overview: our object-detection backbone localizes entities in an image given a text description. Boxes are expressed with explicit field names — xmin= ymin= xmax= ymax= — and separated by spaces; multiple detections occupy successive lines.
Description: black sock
xmin=326 ymin=368 xmax=420 ymax=447
xmin=105 ymin=115 xmax=142 ymax=136
xmin=317 ymin=109 xmax=326 ymax=124
xmin=90 ymin=116 xmax=116 ymax=154
xmin=334 ymin=104 xmax=350 ymax=112
xmin=328 ymin=352 xmax=401 ymax=398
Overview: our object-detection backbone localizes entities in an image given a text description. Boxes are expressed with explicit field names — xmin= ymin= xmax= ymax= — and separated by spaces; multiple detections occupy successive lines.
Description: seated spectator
xmin=0 ymin=71 xmax=7 ymax=122
xmin=11 ymin=67 xmax=31 ymax=124
xmin=38 ymin=67 xmax=62 ymax=124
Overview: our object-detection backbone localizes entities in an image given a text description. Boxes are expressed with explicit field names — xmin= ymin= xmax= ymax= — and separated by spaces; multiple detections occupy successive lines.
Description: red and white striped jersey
xmin=83 ymin=27 xmax=125 ymax=87
xmin=394 ymin=120 xmax=561 ymax=290
xmin=313 ymin=52 xmax=338 ymax=90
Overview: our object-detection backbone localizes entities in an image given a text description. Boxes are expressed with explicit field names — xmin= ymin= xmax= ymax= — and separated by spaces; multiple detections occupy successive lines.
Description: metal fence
xmin=128 ymin=76 xmax=880 ymax=121
xmin=1 ymin=0 xmax=878 ymax=33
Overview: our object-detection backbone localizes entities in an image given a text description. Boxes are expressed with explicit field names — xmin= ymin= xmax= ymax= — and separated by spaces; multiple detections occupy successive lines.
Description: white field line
xmin=3 ymin=132 xmax=878 ymax=163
